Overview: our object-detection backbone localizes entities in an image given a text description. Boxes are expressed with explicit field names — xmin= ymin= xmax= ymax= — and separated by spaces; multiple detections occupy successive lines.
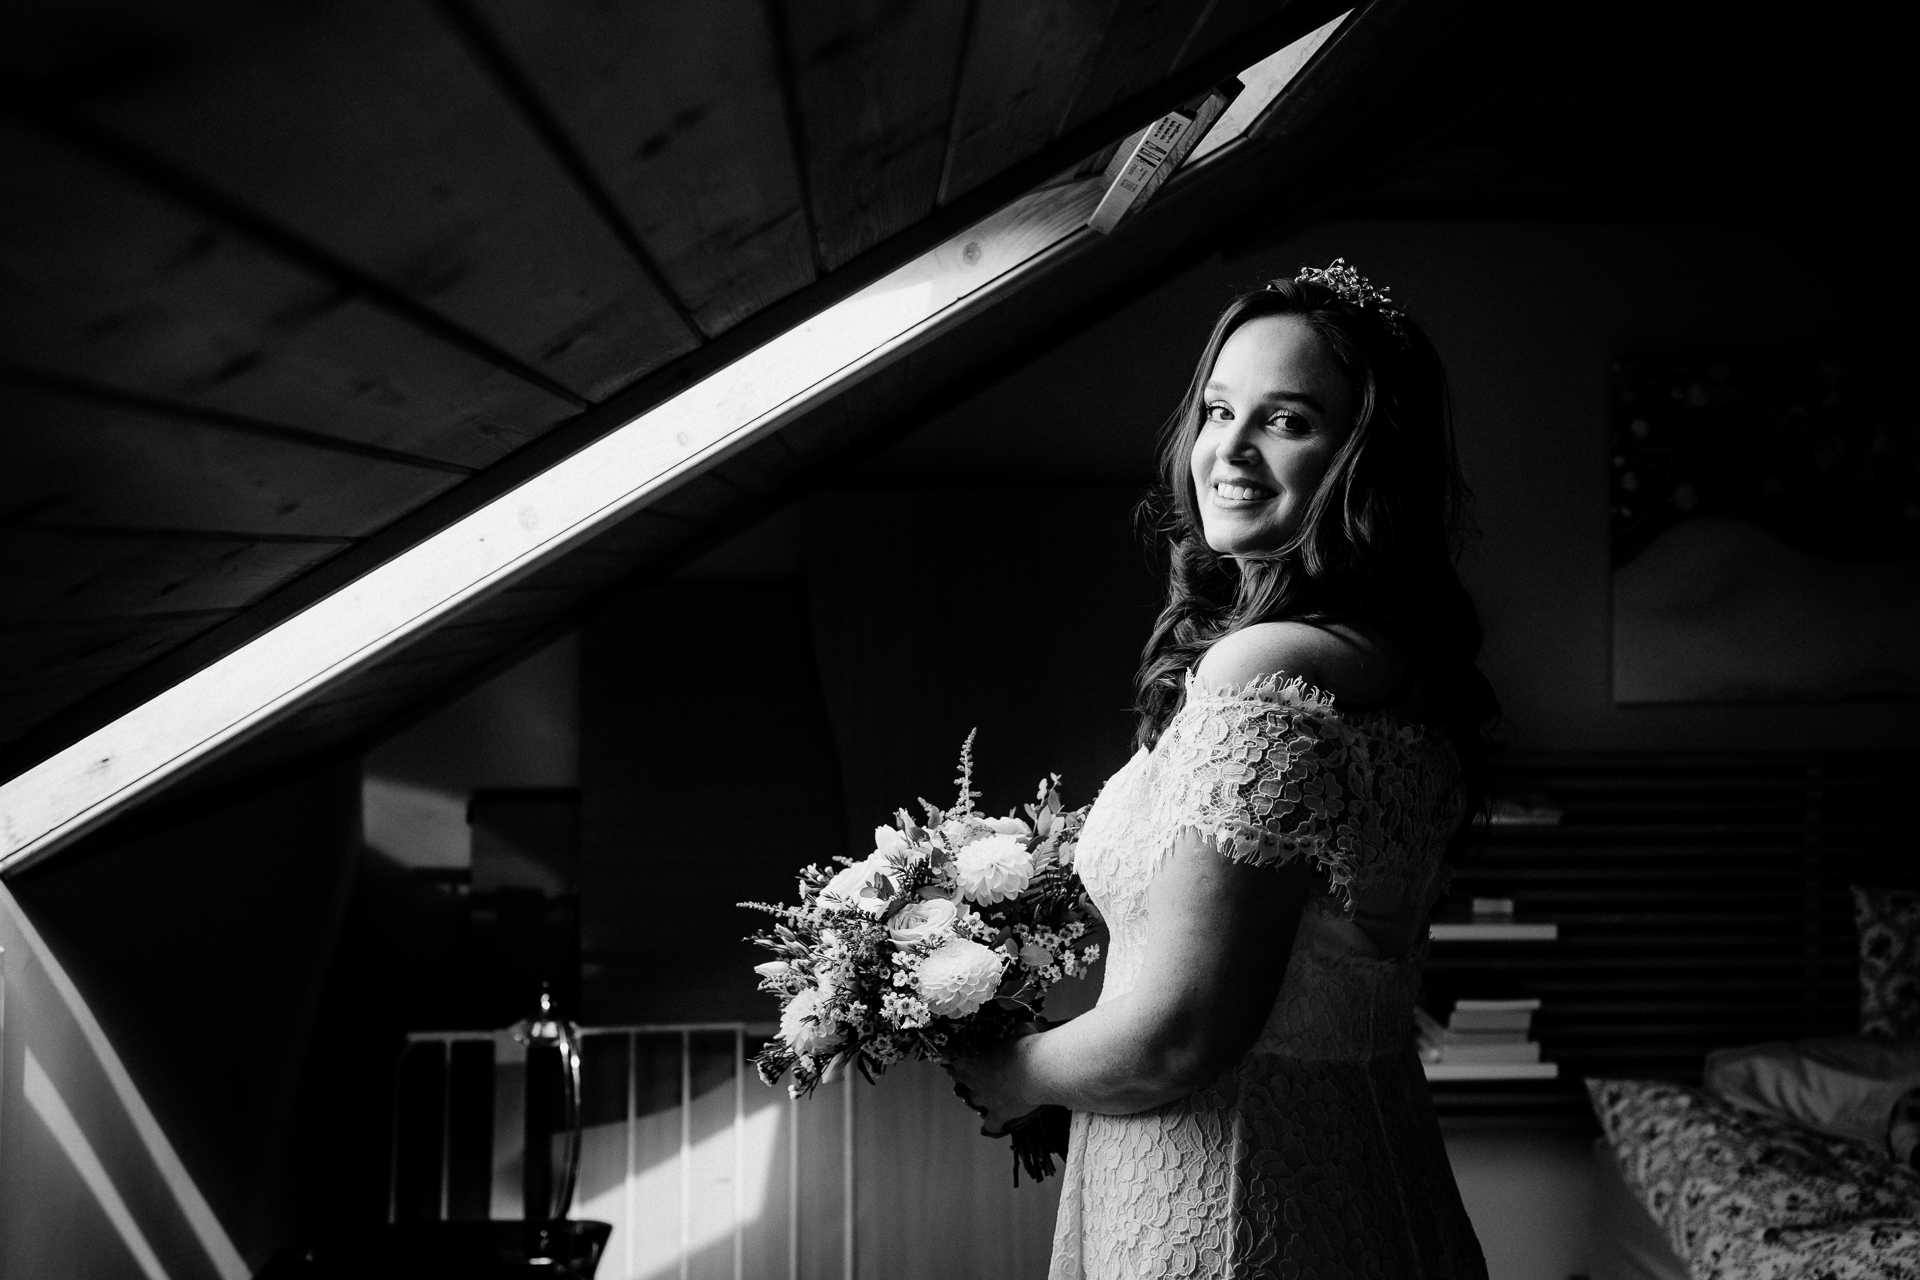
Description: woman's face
xmin=1190 ymin=314 xmax=1357 ymax=558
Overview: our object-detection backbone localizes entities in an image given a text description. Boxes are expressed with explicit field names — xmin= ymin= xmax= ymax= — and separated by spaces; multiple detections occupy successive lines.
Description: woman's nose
xmin=1214 ymin=421 xmax=1259 ymax=460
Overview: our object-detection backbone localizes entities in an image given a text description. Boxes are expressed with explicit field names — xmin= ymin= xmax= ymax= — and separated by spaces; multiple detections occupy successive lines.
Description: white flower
xmin=874 ymin=825 xmax=912 ymax=856
xmin=915 ymin=937 xmax=1006 ymax=1018
xmin=937 ymin=819 xmax=977 ymax=849
xmin=821 ymin=855 xmax=895 ymax=915
xmin=984 ymin=816 xmax=1031 ymax=837
xmin=780 ymin=987 xmax=841 ymax=1056
xmin=754 ymin=960 xmax=793 ymax=982
xmin=953 ymin=832 xmax=1034 ymax=904
xmin=887 ymin=896 xmax=959 ymax=946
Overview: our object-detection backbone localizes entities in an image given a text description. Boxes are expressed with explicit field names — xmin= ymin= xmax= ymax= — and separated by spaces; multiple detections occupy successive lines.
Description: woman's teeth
xmin=1214 ymin=481 xmax=1275 ymax=501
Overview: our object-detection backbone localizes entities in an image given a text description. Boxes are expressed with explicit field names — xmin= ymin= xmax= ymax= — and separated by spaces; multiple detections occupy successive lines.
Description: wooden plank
xmin=0 ymin=528 xmax=344 ymax=624
xmin=0 ymin=0 xmax=699 ymax=400
xmin=1057 ymin=0 xmax=1212 ymax=136
xmin=939 ymin=0 xmax=1124 ymax=204
xmin=472 ymin=0 xmax=814 ymax=337
xmin=2 ymin=380 xmax=466 ymax=537
xmin=0 ymin=115 xmax=577 ymax=470
xmin=778 ymin=0 xmax=972 ymax=269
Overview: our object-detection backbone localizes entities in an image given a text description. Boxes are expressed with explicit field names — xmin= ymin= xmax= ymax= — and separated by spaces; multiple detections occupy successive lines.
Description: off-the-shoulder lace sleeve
xmin=1149 ymin=671 xmax=1377 ymax=912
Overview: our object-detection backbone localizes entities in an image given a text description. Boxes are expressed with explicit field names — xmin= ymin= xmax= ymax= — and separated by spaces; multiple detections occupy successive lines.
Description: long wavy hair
xmin=1133 ymin=272 xmax=1500 ymax=838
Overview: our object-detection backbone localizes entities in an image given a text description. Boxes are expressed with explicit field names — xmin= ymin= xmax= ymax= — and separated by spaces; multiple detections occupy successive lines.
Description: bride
xmin=952 ymin=262 xmax=1496 ymax=1277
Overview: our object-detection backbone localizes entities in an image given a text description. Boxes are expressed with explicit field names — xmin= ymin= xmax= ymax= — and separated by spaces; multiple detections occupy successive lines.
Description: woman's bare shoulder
xmin=1195 ymin=621 xmax=1406 ymax=706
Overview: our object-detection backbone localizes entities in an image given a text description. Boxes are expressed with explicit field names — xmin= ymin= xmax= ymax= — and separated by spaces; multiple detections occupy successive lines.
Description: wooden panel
xmin=0 ymin=115 xmax=576 ymax=471
xmin=0 ymin=527 xmax=344 ymax=624
xmin=2 ymin=381 xmax=465 ymax=537
xmin=939 ymin=0 xmax=1123 ymax=204
xmin=0 ymin=0 xmax=699 ymax=401
xmin=1057 ymin=0 xmax=1210 ymax=135
xmin=779 ymin=0 xmax=972 ymax=270
xmin=473 ymin=0 xmax=814 ymax=337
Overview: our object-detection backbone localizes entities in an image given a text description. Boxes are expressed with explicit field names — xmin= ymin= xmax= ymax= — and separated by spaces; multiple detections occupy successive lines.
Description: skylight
xmin=1187 ymin=11 xmax=1353 ymax=164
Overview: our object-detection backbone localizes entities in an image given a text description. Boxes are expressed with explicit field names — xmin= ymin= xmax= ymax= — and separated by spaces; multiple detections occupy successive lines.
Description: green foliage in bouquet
xmin=741 ymin=734 xmax=1104 ymax=1181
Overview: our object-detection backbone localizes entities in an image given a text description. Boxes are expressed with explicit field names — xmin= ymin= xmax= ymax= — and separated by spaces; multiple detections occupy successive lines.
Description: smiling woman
xmin=948 ymin=263 xmax=1500 ymax=1278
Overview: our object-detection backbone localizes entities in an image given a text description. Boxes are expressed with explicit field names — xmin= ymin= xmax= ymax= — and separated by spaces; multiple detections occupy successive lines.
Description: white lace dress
xmin=1048 ymin=673 xmax=1487 ymax=1279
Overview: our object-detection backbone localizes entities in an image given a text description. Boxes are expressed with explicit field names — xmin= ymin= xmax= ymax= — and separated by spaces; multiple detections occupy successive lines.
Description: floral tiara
xmin=1280 ymin=258 xmax=1405 ymax=337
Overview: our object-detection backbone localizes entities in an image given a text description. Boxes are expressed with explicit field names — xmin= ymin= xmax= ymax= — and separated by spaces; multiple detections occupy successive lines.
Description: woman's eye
xmin=1204 ymin=403 xmax=1232 ymax=422
xmin=1267 ymin=410 xmax=1305 ymax=433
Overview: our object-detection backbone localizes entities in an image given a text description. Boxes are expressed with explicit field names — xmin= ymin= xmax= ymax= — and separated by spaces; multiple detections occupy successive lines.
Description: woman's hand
xmin=948 ymin=1026 xmax=1043 ymax=1136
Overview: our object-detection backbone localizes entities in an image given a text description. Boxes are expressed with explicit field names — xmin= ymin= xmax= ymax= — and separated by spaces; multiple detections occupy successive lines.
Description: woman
xmin=952 ymin=261 xmax=1496 ymax=1277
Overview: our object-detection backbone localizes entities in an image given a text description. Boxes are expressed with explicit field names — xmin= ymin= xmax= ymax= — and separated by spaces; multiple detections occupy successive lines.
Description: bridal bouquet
xmin=743 ymin=734 xmax=1102 ymax=1181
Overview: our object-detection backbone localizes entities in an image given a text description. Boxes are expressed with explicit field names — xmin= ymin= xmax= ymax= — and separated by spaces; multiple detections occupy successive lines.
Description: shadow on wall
xmin=0 ymin=762 xmax=361 ymax=1280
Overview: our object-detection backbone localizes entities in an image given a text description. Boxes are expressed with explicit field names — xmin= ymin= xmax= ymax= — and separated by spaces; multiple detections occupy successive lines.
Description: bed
xmin=1588 ymin=1075 xmax=1920 ymax=1279
xmin=1585 ymin=886 xmax=1920 ymax=1278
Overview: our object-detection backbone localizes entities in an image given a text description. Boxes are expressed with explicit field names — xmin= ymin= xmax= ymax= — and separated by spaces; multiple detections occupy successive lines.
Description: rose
xmin=983 ymin=816 xmax=1030 ymax=837
xmin=915 ymin=937 xmax=1006 ymax=1018
xmin=821 ymin=855 xmax=895 ymax=915
xmin=780 ymin=986 xmax=842 ymax=1056
xmin=886 ymin=897 xmax=958 ymax=946
xmin=953 ymin=832 xmax=1034 ymax=904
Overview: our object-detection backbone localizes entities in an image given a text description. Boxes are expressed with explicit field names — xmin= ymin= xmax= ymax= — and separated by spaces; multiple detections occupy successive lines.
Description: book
xmin=1452 ymin=998 xmax=1542 ymax=1013
xmin=1414 ymin=1008 xmax=1528 ymax=1046
xmin=1427 ymin=1041 xmax=1541 ymax=1065
xmin=1423 ymin=1061 xmax=1559 ymax=1082
xmin=1447 ymin=1009 xmax=1535 ymax=1033
xmin=1445 ymin=998 xmax=1539 ymax=1034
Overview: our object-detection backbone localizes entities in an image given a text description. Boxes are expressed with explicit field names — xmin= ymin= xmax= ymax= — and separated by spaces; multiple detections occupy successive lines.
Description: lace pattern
xmin=1050 ymin=672 xmax=1484 ymax=1278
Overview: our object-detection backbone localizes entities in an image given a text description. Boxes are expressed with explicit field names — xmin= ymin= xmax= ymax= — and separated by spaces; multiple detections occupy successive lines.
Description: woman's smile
xmin=1209 ymin=478 xmax=1278 ymax=505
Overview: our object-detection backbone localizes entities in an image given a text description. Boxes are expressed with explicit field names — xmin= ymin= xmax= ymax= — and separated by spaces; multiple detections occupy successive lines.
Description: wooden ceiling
xmin=3 ymin=0 xmax=1899 ymax=842
xmin=0 ymin=0 xmax=1367 ymax=794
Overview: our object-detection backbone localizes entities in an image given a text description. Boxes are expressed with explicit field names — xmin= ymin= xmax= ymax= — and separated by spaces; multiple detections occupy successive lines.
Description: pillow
xmin=1705 ymin=1036 xmax=1920 ymax=1156
xmin=1855 ymin=884 xmax=1920 ymax=1037
xmin=1588 ymin=1077 xmax=1920 ymax=1279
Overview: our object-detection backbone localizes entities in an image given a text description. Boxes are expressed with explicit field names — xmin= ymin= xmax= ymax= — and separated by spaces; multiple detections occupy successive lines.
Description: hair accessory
xmin=1288 ymin=258 xmax=1405 ymax=336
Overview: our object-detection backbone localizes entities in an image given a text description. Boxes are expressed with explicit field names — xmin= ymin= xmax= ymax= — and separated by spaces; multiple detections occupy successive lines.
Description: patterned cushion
xmin=1855 ymin=885 xmax=1920 ymax=1037
xmin=1589 ymin=1077 xmax=1920 ymax=1279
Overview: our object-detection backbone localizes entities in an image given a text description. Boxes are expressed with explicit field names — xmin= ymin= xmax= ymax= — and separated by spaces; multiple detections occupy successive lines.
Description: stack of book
xmin=1416 ymin=999 xmax=1558 ymax=1079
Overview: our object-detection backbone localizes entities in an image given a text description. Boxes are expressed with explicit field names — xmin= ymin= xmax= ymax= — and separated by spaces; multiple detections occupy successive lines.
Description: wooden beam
xmin=0 ymin=175 xmax=1106 ymax=872
xmin=938 ymin=0 xmax=1124 ymax=205
xmin=777 ymin=0 xmax=973 ymax=270
xmin=469 ymin=0 xmax=815 ymax=338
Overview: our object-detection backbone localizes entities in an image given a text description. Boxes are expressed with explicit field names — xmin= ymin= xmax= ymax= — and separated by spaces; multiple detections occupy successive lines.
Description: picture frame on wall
xmin=1609 ymin=354 xmax=1920 ymax=705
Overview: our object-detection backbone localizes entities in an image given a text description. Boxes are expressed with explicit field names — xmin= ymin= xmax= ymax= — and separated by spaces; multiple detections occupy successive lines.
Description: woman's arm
xmin=951 ymin=623 xmax=1383 ymax=1125
xmin=952 ymin=835 xmax=1310 ymax=1122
